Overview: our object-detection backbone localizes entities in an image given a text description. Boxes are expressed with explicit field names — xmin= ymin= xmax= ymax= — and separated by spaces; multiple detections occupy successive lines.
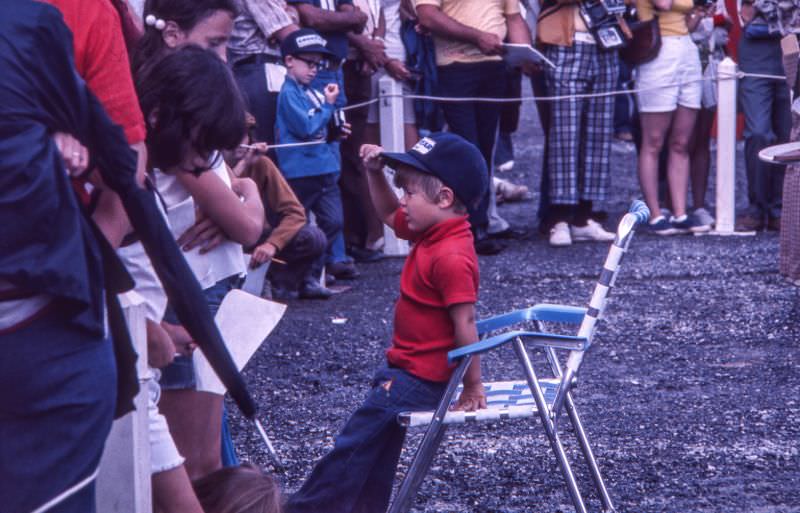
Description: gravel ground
xmin=230 ymin=91 xmax=800 ymax=512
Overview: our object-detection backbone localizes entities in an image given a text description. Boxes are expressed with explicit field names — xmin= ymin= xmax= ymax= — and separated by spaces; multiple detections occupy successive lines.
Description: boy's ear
xmin=284 ymin=55 xmax=294 ymax=68
xmin=437 ymin=186 xmax=456 ymax=209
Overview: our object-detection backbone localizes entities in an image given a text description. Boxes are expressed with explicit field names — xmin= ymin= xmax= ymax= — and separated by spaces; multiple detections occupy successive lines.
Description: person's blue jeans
xmin=436 ymin=60 xmax=507 ymax=233
xmin=232 ymin=58 xmax=280 ymax=145
xmin=310 ymin=67 xmax=349 ymax=265
xmin=614 ymin=59 xmax=634 ymax=136
xmin=160 ymin=274 xmax=241 ymax=389
xmin=288 ymin=173 xmax=347 ymax=277
xmin=0 ymin=307 xmax=116 ymax=513
xmin=288 ymin=366 xmax=447 ymax=513
xmin=738 ymin=36 xmax=791 ymax=219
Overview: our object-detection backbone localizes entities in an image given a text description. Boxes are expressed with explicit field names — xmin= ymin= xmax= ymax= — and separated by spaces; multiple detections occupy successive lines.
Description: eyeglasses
xmin=294 ymin=56 xmax=326 ymax=70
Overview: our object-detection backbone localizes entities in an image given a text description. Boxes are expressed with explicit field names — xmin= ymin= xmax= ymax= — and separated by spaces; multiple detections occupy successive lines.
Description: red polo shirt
xmin=386 ymin=209 xmax=479 ymax=382
xmin=44 ymin=0 xmax=146 ymax=145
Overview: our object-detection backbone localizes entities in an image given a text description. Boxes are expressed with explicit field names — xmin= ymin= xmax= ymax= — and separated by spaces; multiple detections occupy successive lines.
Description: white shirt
xmin=153 ymin=156 xmax=247 ymax=290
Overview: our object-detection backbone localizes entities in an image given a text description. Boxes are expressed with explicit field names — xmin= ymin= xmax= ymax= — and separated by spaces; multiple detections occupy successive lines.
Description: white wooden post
xmin=715 ymin=57 xmax=738 ymax=235
xmin=97 ymin=291 xmax=152 ymax=513
xmin=379 ymin=75 xmax=409 ymax=256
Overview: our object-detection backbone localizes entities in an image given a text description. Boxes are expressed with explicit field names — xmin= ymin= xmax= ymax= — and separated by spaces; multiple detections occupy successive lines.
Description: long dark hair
xmin=131 ymin=0 xmax=236 ymax=75
xmin=136 ymin=45 xmax=246 ymax=172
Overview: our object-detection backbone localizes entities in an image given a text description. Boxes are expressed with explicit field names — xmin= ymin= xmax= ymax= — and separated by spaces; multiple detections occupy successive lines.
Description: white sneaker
xmin=570 ymin=219 xmax=615 ymax=242
xmin=549 ymin=221 xmax=572 ymax=247
xmin=496 ymin=159 xmax=514 ymax=172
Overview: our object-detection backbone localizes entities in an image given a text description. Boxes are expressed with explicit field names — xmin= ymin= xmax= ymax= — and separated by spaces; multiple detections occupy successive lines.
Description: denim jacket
xmin=275 ymin=77 xmax=340 ymax=179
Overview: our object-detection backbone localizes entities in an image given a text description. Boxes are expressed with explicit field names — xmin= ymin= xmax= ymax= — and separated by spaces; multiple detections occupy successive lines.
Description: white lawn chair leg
xmin=389 ymin=356 xmax=472 ymax=513
xmin=564 ymin=394 xmax=615 ymax=512
xmin=545 ymin=344 xmax=615 ymax=512
xmin=513 ymin=339 xmax=588 ymax=513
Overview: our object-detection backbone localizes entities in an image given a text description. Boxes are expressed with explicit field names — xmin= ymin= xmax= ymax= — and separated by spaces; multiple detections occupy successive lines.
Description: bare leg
xmin=689 ymin=108 xmax=715 ymax=210
xmin=638 ymin=111 xmax=674 ymax=218
xmin=158 ymin=390 xmax=223 ymax=480
xmin=152 ymin=465 xmax=204 ymax=513
xmin=666 ymin=105 xmax=699 ymax=218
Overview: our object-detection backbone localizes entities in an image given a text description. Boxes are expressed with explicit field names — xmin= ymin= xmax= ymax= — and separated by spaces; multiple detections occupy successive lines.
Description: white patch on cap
xmin=296 ymin=34 xmax=328 ymax=49
xmin=412 ymin=137 xmax=435 ymax=155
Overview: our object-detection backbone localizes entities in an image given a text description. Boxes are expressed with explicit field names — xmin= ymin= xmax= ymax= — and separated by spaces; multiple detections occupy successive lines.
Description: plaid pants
xmin=544 ymin=43 xmax=618 ymax=205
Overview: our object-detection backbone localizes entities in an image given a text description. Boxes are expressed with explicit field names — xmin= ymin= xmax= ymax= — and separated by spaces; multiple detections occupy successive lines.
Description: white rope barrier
xmin=262 ymin=70 xmax=785 ymax=151
xmin=336 ymin=70 xmax=785 ymax=111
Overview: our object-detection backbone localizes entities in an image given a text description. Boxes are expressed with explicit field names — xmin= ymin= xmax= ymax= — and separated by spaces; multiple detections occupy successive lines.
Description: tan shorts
xmin=636 ymin=35 xmax=702 ymax=113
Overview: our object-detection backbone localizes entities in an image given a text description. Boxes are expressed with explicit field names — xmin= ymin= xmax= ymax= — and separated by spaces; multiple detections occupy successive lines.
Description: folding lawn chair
xmin=388 ymin=200 xmax=650 ymax=513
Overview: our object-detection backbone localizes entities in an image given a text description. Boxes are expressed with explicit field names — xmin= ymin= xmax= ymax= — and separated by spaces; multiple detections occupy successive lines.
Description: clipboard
xmin=502 ymin=43 xmax=557 ymax=69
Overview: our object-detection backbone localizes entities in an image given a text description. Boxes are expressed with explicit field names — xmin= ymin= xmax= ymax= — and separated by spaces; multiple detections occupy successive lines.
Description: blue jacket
xmin=0 ymin=1 xmax=258 ymax=418
xmin=275 ymin=77 xmax=340 ymax=179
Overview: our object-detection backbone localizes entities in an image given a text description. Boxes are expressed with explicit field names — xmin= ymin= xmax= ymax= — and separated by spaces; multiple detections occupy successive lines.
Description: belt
xmin=233 ymin=53 xmax=282 ymax=67
xmin=574 ymin=31 xmax=596 ymax=44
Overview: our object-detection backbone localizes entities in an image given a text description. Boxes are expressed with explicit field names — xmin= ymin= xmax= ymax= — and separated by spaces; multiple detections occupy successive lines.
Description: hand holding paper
xmin=502 ymin=43 xmax=556 ymax=70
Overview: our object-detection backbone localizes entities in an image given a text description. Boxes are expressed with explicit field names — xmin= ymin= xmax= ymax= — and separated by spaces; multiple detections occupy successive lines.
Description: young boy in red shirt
xmin=288 ymin=132 xmax=488 ymax=513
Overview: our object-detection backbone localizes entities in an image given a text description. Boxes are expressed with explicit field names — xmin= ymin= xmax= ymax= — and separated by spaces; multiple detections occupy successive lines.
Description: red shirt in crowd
xmin=44 ymin=0 xmax=146 ymax=145
xmin=387 ymin=209 xmax=479 ymax=383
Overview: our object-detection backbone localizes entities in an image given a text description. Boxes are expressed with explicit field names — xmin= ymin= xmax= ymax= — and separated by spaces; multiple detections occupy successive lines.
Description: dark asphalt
xmin=230 ymin=90 xmax=800 ymax=513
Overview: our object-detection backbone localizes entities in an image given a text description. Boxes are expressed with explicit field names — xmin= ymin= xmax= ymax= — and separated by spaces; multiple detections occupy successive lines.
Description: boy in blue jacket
xmin=275 ymin=28 xmax=354 ymax=299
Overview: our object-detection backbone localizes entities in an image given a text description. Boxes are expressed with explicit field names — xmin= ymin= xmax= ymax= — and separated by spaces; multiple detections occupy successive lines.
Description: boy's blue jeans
xmin=288 ymin=173 xmax=348 ymax=277
xmin=288 ymin=365 xmax=447 ymax=513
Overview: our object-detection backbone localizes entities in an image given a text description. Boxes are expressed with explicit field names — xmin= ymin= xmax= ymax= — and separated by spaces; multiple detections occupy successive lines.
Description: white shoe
xmin=570 ymin=219 xmax=615 ymax=242
xmin=496 ymin=160 xmax=514 ymax=172
xmin=549 ymin=221 xmax=572 ymax=247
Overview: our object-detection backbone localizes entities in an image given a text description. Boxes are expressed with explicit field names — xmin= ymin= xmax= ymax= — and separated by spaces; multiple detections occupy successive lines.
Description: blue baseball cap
xmin=280 ymin=28 xmax=336 ymax=59
xmin=381 ymin=132 xmax=488 ymax=211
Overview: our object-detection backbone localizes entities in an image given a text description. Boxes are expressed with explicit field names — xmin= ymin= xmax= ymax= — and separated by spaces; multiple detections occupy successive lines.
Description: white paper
xmin=265 ymin=62 xmax=287 ymax=93
xmin=502 ymin=43 xmax=556 ymax=69
xmin=194 ymin=289 xmax=287 ymax=395
xmin=241 ymin=258 xmax=270 ymax=296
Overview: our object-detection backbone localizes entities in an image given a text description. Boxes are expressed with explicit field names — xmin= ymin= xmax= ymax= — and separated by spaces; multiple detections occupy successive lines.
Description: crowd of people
xmin=1 ymin=0 xmax=797 ymax=512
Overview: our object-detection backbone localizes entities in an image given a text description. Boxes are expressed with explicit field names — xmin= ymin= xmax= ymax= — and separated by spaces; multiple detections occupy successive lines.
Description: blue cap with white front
xmin=381 ymin=132 xmax=488 ymax=212
xmin=280 ymin=28 xmax=336 ymax=58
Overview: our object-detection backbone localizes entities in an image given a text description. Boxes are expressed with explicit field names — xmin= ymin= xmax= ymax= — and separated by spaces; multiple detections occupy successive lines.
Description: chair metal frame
xmin=388 ymin=201 xmax=650 ymax=513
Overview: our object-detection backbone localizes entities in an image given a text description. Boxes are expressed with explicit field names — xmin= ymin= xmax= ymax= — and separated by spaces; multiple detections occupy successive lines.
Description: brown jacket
xmin=244 ymin=156 xmax=306 ymax=251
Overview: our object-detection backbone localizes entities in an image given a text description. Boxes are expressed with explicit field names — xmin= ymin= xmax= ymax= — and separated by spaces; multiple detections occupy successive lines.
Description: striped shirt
xmin=229 ymin=0 xmax=294 ymax=62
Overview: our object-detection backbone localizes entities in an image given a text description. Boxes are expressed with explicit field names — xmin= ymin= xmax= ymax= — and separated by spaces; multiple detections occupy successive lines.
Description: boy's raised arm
xmin=449 ymin=302 xmax=487 ymax=412
xmin=360 ymin=144 xmax=399 ymax=227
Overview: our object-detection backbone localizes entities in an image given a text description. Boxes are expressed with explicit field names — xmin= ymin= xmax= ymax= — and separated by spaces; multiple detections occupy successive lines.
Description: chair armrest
xmin=447 ymin=330 xmax=589 ymax=364
xmin=476 ymin=304 xmax=587 ymax=335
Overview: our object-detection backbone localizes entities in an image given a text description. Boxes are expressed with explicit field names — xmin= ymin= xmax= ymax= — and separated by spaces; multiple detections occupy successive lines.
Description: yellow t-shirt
xmin=414 ymin=0 xmax=520 ymax=66
xmin=636 ymin=0 xmax=694 ymax=37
